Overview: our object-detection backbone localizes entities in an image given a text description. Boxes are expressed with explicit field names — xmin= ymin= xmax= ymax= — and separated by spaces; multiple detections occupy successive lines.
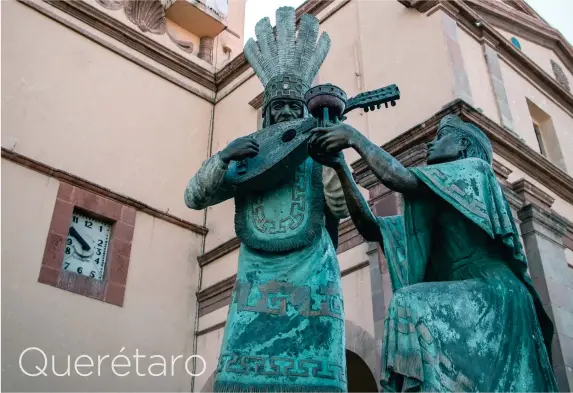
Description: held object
xmin=224 ymin=83 xmax=400 ymax=191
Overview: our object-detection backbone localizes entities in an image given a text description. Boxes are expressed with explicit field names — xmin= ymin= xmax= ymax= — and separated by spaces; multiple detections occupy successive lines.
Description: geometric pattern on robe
xmin=377 ymin=157 xmax=558 ymax=392
xmin=184 ymin=153 xmax=349 ymax=392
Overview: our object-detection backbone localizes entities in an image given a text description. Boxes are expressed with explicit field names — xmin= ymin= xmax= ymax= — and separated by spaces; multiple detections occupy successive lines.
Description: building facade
xmin=2 ymin=0 xmax=572 ymax=391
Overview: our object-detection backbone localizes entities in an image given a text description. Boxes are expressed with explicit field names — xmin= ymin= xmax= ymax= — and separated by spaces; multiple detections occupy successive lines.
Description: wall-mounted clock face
xmin=63 ymin=211 xmax=111 ymax=280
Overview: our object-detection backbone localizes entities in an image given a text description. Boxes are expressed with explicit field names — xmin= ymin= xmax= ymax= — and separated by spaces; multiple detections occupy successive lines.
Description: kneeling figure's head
xmin=427 ymin=115 xmax=493 ymax=165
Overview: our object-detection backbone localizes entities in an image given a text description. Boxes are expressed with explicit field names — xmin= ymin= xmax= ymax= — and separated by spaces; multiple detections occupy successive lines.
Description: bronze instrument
xmin=223 ymin=83 xmax=400 ymax=191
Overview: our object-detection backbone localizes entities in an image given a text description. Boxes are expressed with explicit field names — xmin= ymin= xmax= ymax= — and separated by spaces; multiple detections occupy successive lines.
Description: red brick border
xmin=38 ymin=181 xmax=136 ymax=307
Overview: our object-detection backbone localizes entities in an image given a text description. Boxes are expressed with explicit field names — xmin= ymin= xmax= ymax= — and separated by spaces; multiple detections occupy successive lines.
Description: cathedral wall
xmin=2 ymin=0 xmax=214 ymax=228
xmin=355 ymin=3 xmax=457 ymax=147
xmin=457 ymin=28 xmax=501 ymax=123
xmin=495 ymin=27 xmax=573 ymax=85
xmin=500 ymin=60 xmax=573 ymax=173
xmin=1 ymin=159 xmax=203 ymax=392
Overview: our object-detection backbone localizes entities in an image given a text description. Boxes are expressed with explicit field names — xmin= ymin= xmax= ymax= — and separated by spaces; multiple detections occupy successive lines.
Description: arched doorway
xmin=346 ymin=349 xmax=378 ymax=392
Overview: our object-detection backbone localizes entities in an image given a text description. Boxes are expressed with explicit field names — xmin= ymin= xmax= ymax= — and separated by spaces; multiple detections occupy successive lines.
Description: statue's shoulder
xmin=460 ymin=157 xmax=495 ymax=176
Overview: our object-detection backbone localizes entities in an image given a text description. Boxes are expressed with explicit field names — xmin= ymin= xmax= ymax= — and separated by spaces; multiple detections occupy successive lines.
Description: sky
xmin=243 ymin=0 xmax=573 ymax=46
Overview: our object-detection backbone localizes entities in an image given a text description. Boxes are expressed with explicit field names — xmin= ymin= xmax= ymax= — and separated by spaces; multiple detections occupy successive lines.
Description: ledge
xmin=2 ymin=148 xmax=208 ymax=236
xmin=511 ymin=178 xmax=555 ymax=210
xmin=518 ymin=203 xmax=568 ymax=237
xmin=30 ymin=0 xmax=217 ymax=92
xmin=197 ymin=237 xmax=241 ymax=267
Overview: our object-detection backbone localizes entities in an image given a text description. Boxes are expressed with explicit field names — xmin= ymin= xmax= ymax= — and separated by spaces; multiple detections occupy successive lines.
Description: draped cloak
xmin=376 ymin=158 xmax=558 ymax=392
xmin=185 ymin=153 xmax=349 ymax=392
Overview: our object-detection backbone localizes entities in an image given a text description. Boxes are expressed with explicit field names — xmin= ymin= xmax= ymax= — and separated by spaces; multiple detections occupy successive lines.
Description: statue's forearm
xmin=184 ymin=153 xmax=234 ymax=210
xmin=350 ymin=133 xmax=419 ymax=194
xmin=334 ymin=163 xmax=382 ymax=243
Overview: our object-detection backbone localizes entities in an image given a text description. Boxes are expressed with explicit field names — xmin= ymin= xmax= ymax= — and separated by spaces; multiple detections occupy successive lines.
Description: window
xmin=526 ymin=98 xmax=565 ymax=170
xmin=510 ymin=37 xmax=522 ymax=50
xmin=532 ymin=122 xmax=546 ymax=156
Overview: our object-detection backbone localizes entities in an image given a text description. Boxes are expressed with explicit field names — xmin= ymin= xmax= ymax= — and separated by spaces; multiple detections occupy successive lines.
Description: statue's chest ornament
xmin=234 ymin=159 xmax=324 ymax=253
xmin=251 ymin=164 xmax=307 ymax=234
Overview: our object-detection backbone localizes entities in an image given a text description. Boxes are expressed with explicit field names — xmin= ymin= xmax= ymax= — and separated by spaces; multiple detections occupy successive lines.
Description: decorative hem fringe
xmin=213 ymin=381 xmax=346 ymax=393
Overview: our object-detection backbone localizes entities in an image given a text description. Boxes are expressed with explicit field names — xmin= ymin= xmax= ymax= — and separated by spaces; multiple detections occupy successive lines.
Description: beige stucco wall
xmin=499 ymin=60 xmax=573 ymax=173
xmin=2 ymin=0 xmax=214 ymax=229
xmin=1 ymin=160 xmax=203 ymax=392
xmin=356 ymin=5 xmax=455 ymax=147
xmin=213 ymin=0 xmax=246 ymax=70
xmin=495 ymin=27 xmax=573 ymax=85
xmin=458 ymin=28 xmax=500 ymax=123
xmin=194 ymin=327 xmax=225 ymax=392
xmin=494 ymin=154 xmax=573 ymax=221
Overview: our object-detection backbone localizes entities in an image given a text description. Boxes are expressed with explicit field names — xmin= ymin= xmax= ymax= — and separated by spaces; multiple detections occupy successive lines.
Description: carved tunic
xmin=185 ymin=153 xmax=349 ymax=392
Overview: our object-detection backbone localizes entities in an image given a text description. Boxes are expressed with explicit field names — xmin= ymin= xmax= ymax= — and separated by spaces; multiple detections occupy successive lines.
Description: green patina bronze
xmin=184 ymin=6 xmax=349 ymax=392
xmin=307 ymin=113 xmax=559 ymax=392
xmin=378 ymin=157 xmax=557 ymax=392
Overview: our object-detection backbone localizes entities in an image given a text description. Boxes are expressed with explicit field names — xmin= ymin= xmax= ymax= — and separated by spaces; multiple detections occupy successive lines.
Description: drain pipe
xmin=190 ymin=97 xmax=216 ymax=393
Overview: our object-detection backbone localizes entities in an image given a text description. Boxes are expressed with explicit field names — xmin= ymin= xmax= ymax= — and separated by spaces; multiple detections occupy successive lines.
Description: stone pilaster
xmin=483 ymin=44 xmax=515 ymax=132
xmin=441 ymin=12 xmax=473 ymax=105
xmin=517 ymin=202 xmax=573 ymax=392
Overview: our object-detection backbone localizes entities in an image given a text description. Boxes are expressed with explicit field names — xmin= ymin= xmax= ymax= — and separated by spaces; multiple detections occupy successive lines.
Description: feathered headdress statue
xmin=244 ymin=6 xmax=331 ymax=115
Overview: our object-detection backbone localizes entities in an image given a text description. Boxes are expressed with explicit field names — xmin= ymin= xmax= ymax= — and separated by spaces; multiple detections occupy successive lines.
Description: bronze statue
xmin=184 ymin=7 xmax=350 ymax=392
xmin=309 ymin=115 xmax=559 ymax=392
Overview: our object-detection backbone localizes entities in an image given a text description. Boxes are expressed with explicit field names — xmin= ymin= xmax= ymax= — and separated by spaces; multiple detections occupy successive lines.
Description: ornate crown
xmin=244 ymin=7 xmax=331 ymax=113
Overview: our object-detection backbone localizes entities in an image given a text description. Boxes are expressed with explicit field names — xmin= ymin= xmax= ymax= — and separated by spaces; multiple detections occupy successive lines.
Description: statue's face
xmin=427 ymin=127 xmax=468 ymax=164
xmin=269 ymin=99 xmax=304 ymax=124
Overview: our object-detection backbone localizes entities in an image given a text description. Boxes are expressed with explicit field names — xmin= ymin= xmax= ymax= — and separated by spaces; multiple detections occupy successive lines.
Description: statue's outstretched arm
xmin=184 ymin=153 xmax=235 ymax=210
xmin=311 ymin=124 xmax=420 ymax=195
xmin=350 ymin=132 xmax=419 ymax=194
xmin=333 ymin=162 xmax=383 ymax=243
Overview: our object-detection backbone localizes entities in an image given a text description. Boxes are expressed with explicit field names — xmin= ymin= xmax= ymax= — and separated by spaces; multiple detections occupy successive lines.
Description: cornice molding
xmin=518 ymin=203 xmax=568 ymax=237
xmin=197 ymin=236 xmax=241 ymax=267
xmin=398 ymin=0 xmax=573 ymax=116
xmin=248 ymin=93 xmax=264 ymax=109
xmin=511 ymin=178 xmax=555 ymax=210
xmin=350 ymin=99 xmax=573 ymax=209
xmin=464 ymin=0 xmax=573 ymax=75
xmin=1 ymin=148 xmax=208 ymax=236
xmin=28 ymin=0 xmax=217 ymax=92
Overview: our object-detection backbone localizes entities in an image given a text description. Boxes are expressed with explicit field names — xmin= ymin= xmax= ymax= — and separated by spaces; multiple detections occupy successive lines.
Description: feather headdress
xmin=244 ymin=6 xmax=331 ymax=113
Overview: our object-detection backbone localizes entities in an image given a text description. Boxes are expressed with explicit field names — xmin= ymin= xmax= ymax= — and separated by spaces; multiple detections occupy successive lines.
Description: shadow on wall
xmin=347 ymin=349 xmax=378 ymax=392
xmin=199 ymin=320 xmax=380 ymax=392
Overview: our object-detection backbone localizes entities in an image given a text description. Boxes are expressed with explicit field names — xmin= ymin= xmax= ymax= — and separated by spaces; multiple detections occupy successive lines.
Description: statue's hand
xmin=308 ymin=141 xmax=344 ymax=169
xmin=220 ymin=136 xmax=259 ymax=164
xmin=310 ymin=123 xmax=357 ymax=154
